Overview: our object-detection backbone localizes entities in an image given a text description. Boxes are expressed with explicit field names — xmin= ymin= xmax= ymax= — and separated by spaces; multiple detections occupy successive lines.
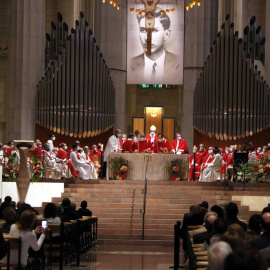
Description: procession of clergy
xmin=1 ymin=125 xmax=269 ymax=181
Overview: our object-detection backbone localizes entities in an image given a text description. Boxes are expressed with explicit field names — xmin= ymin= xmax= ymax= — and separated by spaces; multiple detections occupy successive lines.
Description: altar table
xmin=106 ymin=153 xmax=189 ymax=181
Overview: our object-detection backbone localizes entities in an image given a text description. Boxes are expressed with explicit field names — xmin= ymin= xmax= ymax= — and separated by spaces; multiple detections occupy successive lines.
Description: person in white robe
xmin=70 ymin=144 xmax=93 ymax=180
xmin=42 ymin=144 xmax=64 ymax=179
xmin=80 ymin=146 xmax=98 ymax=179
xmin=200 ymin=146 xmax=223 ymax=182
xmin=104 ymin=129 xmax=122 ymax=162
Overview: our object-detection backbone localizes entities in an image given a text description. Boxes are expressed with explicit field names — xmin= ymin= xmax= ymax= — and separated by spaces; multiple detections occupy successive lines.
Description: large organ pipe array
xmin=37 ymin=12 xmax=115 ymax=138
xmin=193 ymin=15 xmax=268 ymax=140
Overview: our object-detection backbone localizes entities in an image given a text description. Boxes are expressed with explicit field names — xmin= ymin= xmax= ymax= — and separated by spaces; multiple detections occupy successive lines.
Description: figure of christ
xmin=141 ymin=0 xmax=161 ymax=55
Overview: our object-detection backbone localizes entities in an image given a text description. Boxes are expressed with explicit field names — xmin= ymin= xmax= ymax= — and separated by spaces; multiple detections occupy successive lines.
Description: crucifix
xmin=141 ymin=0 xmax=161 ymax=55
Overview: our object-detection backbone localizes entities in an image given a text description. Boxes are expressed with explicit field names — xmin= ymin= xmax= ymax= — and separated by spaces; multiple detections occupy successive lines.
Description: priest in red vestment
xmin=171 ymin=133 xmax=188 ymax=154
xmin=123 ymin=134 xmax=136 ymax=153
xmin=135 ymin=133 xmax=151 ymax=152
xmin=146 ymin=125 xmax=158 ymax=152
xmin=90 ymin=144 xmax=101 ymax=157
xmin=156 ymin=133 xmax=170 ymax=153
xmin=189 ymin=146 xmax=203 ymax=180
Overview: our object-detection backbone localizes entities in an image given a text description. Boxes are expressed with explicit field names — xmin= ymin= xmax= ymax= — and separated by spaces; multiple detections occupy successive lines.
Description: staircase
xmin=46 ymin=180 xmax=263 ymax=251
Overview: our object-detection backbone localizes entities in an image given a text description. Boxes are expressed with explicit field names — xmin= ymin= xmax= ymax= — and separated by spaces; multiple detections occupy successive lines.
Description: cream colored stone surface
xmin=1 ymin=182 xmax=64 ymax=207
xmin=232 ymin=195 xmax=270 ymax=211
xmin=107 ymin=153 xmax=189 ymax=181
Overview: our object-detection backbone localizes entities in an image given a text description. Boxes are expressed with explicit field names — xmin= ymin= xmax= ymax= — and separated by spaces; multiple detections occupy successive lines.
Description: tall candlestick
xmin=101 ymin=144 xmax=103 ymax=151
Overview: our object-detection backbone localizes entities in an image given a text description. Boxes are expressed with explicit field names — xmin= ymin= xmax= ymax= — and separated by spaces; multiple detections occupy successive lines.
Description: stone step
xmin=98 ymin=228 xmax=174 ymax=236
xmin=98 ymin=234 xmax=174 ymax=241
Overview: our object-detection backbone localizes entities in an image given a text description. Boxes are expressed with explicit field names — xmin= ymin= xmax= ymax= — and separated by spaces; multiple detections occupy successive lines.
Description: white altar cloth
xmin=106 ymin=153 xmax=189 ymax=180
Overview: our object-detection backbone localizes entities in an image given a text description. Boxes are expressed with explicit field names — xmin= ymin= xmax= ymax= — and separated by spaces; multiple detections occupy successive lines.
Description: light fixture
xmin=186 ymin=0 xmax=202 ymax=10
xmin=117 ymin=4 xmax=120 ymax=9
xmin=130 ymin=7 xmax=134 ymax=13
xmin=102 ymin=0 xmax=106 ymax=3
xmin=136 ymin=9 xmax=140 ymax=14
xmin=113 ymin=1 xmax=116 ymax=7
xmin=166 ymin=9 xmax=170 ymax=14
xmin=160 ymin=9 xmax=164 ymax=14
xmin=171 ymin=8 xmax=175 ymax=14
xmin=109 ymin=0 xmax=113 ymax=4
xmin=141 ymin=9 xmax=145 ymax=14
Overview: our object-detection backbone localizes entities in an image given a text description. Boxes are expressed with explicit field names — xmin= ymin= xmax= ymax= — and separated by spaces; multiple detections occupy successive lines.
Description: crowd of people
xmin=0 ymin=136 xmax=102 ymax=180
xmin=181 ymin=201 xmax=270 ymax=270
xmin=0 ymin=195 xmax=92 ymax=267
xmin=1 ymin=128 xmax=270 ymax=181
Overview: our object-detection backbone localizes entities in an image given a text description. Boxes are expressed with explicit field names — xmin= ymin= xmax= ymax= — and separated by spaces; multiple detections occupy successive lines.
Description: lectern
xmin=14 ymin=140 xmax=35 ymax=202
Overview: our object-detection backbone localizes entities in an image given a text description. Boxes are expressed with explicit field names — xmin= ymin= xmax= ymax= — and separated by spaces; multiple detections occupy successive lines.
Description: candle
xmin=115 ymin=144 xmax=118 ymax=152
xmin=101 ymin=144 xmax=103 ymax=151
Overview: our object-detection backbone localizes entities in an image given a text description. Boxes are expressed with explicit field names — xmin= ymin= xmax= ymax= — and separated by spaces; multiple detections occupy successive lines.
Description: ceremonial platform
xmin=37 ymin=179 xmax=270 ymax=250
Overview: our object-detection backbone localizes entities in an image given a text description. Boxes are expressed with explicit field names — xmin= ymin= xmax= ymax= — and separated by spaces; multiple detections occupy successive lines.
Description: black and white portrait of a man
xmin=127 ymin=1 xmax=184 ymax=85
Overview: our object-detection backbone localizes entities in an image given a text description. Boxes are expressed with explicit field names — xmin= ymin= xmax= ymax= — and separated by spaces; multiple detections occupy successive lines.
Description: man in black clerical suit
xmin=130 ymin=8 xmax=180 ymax=82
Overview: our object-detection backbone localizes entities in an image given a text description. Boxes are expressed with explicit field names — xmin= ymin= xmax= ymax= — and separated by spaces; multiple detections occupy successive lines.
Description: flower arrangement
xmin=236 ymin=155 xmax=270 ymax=183
xmin=3 ymin=153 xmax=18 ymax=181
xmin=30 ymin=154 xmax=43 ymax=182
xmin=109 ymin=157 xmax=129 ymax=180
xmin=165 ymin=158 xmax=188 ymax=181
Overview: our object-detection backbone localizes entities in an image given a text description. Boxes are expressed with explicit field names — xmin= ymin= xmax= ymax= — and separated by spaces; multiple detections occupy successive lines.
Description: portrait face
xmin=139 ymin=17 xmax=170 ymax=56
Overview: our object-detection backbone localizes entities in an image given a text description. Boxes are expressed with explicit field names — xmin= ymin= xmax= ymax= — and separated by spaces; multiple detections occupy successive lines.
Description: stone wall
xmin=0 ymin=0 xmax=10 ymax=143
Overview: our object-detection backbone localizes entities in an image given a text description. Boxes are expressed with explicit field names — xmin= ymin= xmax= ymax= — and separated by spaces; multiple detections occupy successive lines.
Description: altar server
xmin=104 ymin=129 xmax=121 ymax=162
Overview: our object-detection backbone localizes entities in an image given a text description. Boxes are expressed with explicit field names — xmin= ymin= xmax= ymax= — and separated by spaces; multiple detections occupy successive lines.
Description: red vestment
xmin=171 ymin=139 xmax=188 ymax=153
xmin=189 ymin=153 xmax=203 ymax=180
xmin=146 ymin=134 xmax=158 ymax=152
xmin=122 ymin=139 xmax=136 ymax=153
xmin=156 ymin=139 xmax=170 ymax=153
xmin=90 ymin=150 xmax=101 ymax=157
xmin=57 ymin=148 xmax=67 ymax=161
xmin=135 ymin=139 xmax=151 ymax=153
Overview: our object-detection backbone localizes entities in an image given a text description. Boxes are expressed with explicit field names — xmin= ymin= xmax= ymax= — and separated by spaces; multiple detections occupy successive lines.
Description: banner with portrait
xmin=127 ymin=0 xmax=184 ymax=85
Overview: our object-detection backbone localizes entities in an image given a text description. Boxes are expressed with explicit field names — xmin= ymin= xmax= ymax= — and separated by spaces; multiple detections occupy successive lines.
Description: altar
xmin=106 ymin=153 xmax=189 ymax=181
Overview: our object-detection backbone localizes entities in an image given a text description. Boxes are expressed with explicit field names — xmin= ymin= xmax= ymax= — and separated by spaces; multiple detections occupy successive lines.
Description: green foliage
xmin=165 ymin=158 xmax=188 ymax=181
xmin=236 ymin=155 xmax=270 ymax=183
xmin=109 ymin=157 xmax=129 ymax=180
xmin=3 ymin=153 xmax=17 ymax=181
xmin=30 ymin=154 xmax=43 ymax=182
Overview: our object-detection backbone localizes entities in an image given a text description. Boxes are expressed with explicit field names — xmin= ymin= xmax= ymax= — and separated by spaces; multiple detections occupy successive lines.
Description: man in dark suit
xmin=130 ymin=8 xmax=180 ymax=83
xmin=225 ymin=202 xmax=247 ymax=231
xmin=251 ymin=211 xmax=270 ymax=250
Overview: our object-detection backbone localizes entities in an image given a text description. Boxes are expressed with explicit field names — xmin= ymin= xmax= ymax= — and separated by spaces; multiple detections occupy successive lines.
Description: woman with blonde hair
xmin=8 ymin=210 xmax=46 ymax=266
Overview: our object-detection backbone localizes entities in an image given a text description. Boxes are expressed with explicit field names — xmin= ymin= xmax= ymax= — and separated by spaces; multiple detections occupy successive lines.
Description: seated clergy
xmin=156 ymin=133 xmax=170 ymax=153
xmin=43 ymin=143 xmax=64 ymax=179
xmin=199 ymin=146 xmax=223 ymax=182
xmin=122 ymin=133 xmax=136 ymax=153
xmin=81 ymin=146 xmax=99 ymax=179
xmin=70 ymin=143 xmax=94 ymax=180
xmin=189 ymin=146 xmax=203 ymax=180
xmin=171 ymin=133 xmax=188 ymax=154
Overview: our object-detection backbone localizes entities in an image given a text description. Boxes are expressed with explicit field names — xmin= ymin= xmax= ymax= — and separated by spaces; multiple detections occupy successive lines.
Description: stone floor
xmin=51 ymin=244 xmax=182 ymax=270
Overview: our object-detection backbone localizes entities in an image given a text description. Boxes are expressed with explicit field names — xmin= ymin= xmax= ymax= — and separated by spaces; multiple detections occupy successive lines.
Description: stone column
xmin=16 ymin=144 xmax=32 ymax=202
xmin=7 ymin=0 xmax=45 ymax=140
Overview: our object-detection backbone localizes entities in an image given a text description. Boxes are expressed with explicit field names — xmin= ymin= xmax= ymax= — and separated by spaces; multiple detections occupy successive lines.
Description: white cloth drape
xmin=70 ymin=152 xmax=92 ymax=180
xmin=199 ymin=153 xmax=223 ymax=182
